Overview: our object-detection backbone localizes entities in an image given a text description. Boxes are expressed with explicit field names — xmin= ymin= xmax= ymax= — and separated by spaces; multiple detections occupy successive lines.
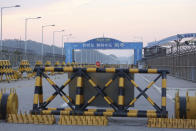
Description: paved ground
xmin=0 ymin=73 xmax=195 ymax=131
xmin=141 ymin=74 xmax=196 ymax=99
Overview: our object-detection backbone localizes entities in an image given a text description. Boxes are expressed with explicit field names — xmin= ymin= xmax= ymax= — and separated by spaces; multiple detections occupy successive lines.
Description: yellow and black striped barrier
xmin=18 ymin=60 xmax=33 ymax=79
xmin=55 ymin=61 xmax=63 ymax=74
xmin=31 ymin=67 xmax=169 ymax=118
xmin=147 ymin=91 xmax=196 ymax=129
xmin=0 ymin=88 xmax=18 ymax=120
xmin=58 ymin=115 xmax=108 ymax=126
xmin=54 ymin=63 xmax=134 ymax=68
xmin=175 ymin=91 xmax=196 ymax=119
xmin=32 ymin=61 xmax=43 ymax=77
xmin=45 ymin=61 xmax=51 ymax=67
xmin=0 ymin=60 xmax=18 ymax=82
xmin=148 ymin=118 xmax=196 ymax=129
xmin=75 ymin=76 xmax=84 ymax=109
xmin=54 ymin=61 xmax=61 ymax=68
xmin=61 ymin=61 xmax=66 ymax=68
xmin=44 ymin=61 xmax=52 ymax=75
xmin=50 ymin=61 xmax=63 ymax=75
xmin=7 ymin=113 xmax=55 ymax=125
xmin=33 ymin=109 xmax=161 ymax=118
xmin=35 ymin=61 xmax=43 ymax=67
xmin=34 ymin=67 xmax=168 ymax=74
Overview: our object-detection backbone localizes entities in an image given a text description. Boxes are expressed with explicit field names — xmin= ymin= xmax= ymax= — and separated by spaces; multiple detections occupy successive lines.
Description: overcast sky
xmin=1 ymin=0 xmax=196 ymax=57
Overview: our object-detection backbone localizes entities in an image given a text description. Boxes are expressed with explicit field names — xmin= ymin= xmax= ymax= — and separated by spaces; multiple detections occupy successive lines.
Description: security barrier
xmin=13 ymin=70 xmax=21 ymax=79
xmin=175 ymin=91 xmax=196 ymax=119
xmin=31 ymin=67 xmax=168 ymax=118
xmin=61 ymin=61 xmax=66 ymax=67
xmin=148 ymin=118 xmax=196 ymax=129
xmin=45 ymin=61 xmax=51 ymax=67
xmin=0 ymin=60 xmax=18 ymax=82
xmin=32 ymin=61 xmax=43 ymax=77
xmin=65 ymin=63 xmax=134 ymax=68
xmin=35 ymin=61 xmax=43 ymax=67
xmin=51 ymin=61 xmax=63 ymax=75
xmin=0 ymin=88 xmax=18 ymax=120
xmin=58 ymin=115 xmax=108 ymax=126
xmin=7 ymin=113 xmax=55 ymax=125
xmin=147 ymin=91 xmax=196 ymax=129
xmin=44 ymin=61 xmax=52 ymax=75
xmin=54 ymin=61 xmax=61 ymax=68
xmin=18 ymin=60 xmax=33 ymax=79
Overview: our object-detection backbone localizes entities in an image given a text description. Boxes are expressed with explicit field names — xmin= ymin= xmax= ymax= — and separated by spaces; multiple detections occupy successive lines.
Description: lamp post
xmin=24 ymin=16 xmax=41 ymax=58
xmin=52 ymin=30 xmax=64 ymax=56
xmin=0 ymin=5 xmax=20 ymax=52
xmin=61 ymin=34 xmax=72 ymax=56
xmin=41 ymin=24 xmax=55 ymax=61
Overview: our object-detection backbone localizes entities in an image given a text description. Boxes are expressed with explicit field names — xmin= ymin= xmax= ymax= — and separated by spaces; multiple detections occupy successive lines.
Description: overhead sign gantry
xmin=64 ymin=37 xmax=143 ymax=64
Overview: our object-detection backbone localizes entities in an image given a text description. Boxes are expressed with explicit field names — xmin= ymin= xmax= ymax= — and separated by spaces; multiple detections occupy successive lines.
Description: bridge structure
xmin=64 ymin=37 xmax=143 ymax=64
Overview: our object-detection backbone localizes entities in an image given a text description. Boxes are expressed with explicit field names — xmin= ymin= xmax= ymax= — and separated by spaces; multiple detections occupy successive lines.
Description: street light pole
xmin=41 ymin=24 xmax=55 ymax=62
xmin=1 ymin=8 xmax=3 ymax=52
xmin=0 ymin=5 xmax=20 ymax=52
xmin=61 ymin=34 xmax=72 ymax=56
xmin=24 ymin=16 xmax=41 ymax=58
xmin=52 ymin=30 xmax=64 ymax=57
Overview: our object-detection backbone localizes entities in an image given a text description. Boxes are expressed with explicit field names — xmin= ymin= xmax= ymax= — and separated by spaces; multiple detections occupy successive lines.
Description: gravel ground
xmin=0 ymin=73 xmax=195 ymax=131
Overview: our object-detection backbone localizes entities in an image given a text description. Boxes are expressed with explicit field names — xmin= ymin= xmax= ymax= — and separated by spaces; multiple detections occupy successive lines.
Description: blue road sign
xmin=64 ymin=37 xmax=143 ymax=64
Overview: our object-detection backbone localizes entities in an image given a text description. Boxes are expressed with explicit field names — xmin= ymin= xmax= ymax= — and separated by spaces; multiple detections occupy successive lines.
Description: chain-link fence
xmin=143 ymin=51 xmax=196 ymax=82
xmin=0 ymin=46 xmax=65 ymax=68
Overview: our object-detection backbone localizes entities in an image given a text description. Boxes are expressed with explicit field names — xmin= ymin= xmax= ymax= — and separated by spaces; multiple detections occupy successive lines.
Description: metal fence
xmin=144 ymin=51 xmax=196 ymax=82
xmin=0 ymin=46 xmax=65 ymax=67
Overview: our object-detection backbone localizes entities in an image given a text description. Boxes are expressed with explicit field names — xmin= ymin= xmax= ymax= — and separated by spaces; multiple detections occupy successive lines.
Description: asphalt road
xmin=0 ymin=73 xmax=195 ymax=131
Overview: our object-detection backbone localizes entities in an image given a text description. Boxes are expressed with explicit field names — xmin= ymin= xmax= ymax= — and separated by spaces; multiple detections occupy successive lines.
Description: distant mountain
xmin=2 ymin=39 xmax=63 ymax=55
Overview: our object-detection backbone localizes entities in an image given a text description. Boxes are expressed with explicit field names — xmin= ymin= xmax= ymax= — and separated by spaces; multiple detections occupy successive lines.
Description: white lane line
xmin=139 ymin=74 xmax=174 ymax=101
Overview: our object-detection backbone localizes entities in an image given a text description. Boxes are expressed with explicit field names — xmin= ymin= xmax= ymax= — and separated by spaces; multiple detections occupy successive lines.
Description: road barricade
xmin=35 ymin=61 xmax=43 ymax=68
xmin=18 ymin=60 xmax=33 ymax=79
xmin=148 ymin=118 xmax=196 ymax=129
xmin=45 ymin=61 xmax=51 ymax=67
xmin=58 ymin=115 xmax=108 ymax=126
xmin=51 ymin=61 xmax=62 ymax=75
xmin=54 ymin=61 xmax=61 ymax=68
xmin=0 ymin=88 xmax=18 ymax=120
xmin=61 ymin=61 xmax=66 ymax=68
xmin=7 ymin=113 xmax=55 ymax=125
xmin=32 ymin=61 xmax=43 ymax=77
xmin=0 ymin=60 xmax=18 ymax=82
xmin=31 ymin=67 xmax=169 ymax=118
xmin=175 ymin=91 xmax=196 ymax=119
